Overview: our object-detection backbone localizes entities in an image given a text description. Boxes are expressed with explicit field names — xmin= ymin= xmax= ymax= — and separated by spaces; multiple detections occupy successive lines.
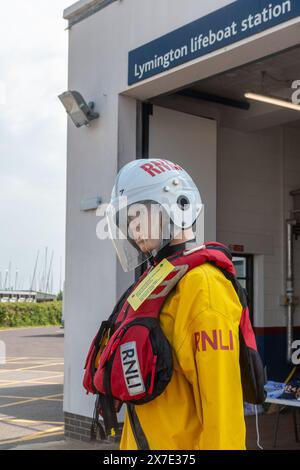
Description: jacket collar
xmin=153 ymin=239 xmax=196 ymax=264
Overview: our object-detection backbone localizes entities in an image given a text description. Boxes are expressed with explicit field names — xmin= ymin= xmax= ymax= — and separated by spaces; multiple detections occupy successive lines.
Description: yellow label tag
xmin=127 ymin=259 xmax=174 ymax=311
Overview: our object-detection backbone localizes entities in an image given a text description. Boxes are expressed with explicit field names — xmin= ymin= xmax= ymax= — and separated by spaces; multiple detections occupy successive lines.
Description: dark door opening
xmin=233 ymin=255 xmax=254 ymax=324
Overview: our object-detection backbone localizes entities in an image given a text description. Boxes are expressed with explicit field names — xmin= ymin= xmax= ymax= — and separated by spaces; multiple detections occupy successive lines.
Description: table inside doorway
xmin=265 ymin=397 xmax=300 ymax=447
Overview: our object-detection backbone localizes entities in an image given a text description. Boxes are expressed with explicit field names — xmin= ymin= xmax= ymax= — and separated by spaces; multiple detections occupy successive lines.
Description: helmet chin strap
xmin=149 ymin=237 xmax=173 ymax=264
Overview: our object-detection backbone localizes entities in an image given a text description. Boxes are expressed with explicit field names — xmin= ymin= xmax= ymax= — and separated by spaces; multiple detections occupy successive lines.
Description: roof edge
xmin=64 ymin=0 xmax=118 ymax=26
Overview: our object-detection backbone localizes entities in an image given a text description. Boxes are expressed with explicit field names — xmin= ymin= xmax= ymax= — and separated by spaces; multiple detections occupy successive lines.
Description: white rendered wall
xmin=63 ymin=4 xmax=121 ymax=416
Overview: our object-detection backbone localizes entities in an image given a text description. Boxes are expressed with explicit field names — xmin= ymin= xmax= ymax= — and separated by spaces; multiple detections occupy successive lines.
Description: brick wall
xmin=64 ymin=411 xmax=94 ymax=442
xmin=64 ymin=411 xmax=120 ymax=448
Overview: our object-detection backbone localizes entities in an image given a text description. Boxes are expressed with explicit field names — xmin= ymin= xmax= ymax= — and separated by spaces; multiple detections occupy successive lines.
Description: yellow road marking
xmin=3 ymin=357 xmax=28 ymax=362
xmin=0 ymin=393 xmax=64 ymax=409
xmin=1 ymin=362 xmax=36 ymax=366
xmin=40 ymin=398 xmax=63 ymax=402
xmin=0 ymin=373 xmax=63 ymax=387
xmin=14 ymin=357 xmax=63 ymax=360
xmin=0 ymin=326 xmax=62 ymax=332
xmin=0 ymin=369 xmax=64 ymax=375
xmin=16 ymin=362 xmax=64 ymax=372
xmin=0 ymin=427 xmax=64 ymax=446
xmin=0 ymin=362 xmax=64 ymax=373
xmin=0 ymin=417 xmax=63 ymax=425
xmin=32 ymin=382 xmax=63 ymax=385
xmin=4 ymin=357 xmax=28 ymax=359
xmin=1 ymin=357 xmax=63 ymax=362
xmin=3 ymin=357 xmax=63 ymax=361
xmin=0 ymin=394 xmax=63 ymax=400
xmin=28 ymin=376 xmax=64 ymax=384
xmin=0 ymin=418 xmax=60 ymax=433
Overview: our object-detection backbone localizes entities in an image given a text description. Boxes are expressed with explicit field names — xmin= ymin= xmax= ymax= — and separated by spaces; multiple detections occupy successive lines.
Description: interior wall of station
xmin=218 ymin=125 xmax=300 ymax=330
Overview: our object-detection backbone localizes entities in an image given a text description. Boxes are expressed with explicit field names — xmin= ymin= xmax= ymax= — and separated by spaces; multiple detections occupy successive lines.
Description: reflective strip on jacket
xmin=120 ymin=262 xmax=246 ymax=450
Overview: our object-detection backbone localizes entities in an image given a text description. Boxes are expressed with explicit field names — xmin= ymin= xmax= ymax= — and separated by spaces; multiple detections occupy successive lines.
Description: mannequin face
xmin=127 ymin=203 xmax=162 ymax=253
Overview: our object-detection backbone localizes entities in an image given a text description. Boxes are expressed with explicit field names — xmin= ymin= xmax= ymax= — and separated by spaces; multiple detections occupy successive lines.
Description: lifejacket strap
xmin=99 ymin=394 xmax=120 ymax=438
xmin=90 ymin=394 xmax=106 ymax=441
xmin=127 ymin=404 xmax=150 ymax=450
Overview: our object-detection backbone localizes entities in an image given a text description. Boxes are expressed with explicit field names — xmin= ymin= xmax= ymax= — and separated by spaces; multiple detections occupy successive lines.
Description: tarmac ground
xmin=0 ymin=326 xmax=64 ymax=450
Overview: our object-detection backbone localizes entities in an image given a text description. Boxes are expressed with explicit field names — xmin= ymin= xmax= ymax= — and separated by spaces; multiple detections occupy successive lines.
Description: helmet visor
xmin=106 ymin=197 xmax=170 ymax=272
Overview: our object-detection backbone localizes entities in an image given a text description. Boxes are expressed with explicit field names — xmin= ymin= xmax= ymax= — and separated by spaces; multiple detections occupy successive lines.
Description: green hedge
xmin=0 ymin=301 xmax=62 ymax=328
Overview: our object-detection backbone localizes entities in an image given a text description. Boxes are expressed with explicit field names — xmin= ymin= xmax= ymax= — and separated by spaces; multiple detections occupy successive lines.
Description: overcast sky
xmin=0 ymin=0 xmax=72 ymax=293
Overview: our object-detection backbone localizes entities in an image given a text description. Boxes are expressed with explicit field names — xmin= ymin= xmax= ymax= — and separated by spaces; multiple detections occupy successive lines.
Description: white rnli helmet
xmin=106 ymin=158 xmax=203 ymax=272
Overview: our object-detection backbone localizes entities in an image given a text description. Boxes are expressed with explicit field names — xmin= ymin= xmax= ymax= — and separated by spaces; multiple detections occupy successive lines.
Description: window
xmin=232 ymin=255 xmax=254 ymax=324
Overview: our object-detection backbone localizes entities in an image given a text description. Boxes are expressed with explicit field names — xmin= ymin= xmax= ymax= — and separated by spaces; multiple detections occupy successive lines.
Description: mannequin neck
xmin=169 ymin=228 xmax=195 ymax=246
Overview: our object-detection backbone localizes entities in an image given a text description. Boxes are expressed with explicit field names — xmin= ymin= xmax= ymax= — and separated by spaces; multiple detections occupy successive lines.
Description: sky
xmin=0 ymin=0 xmax=72 ymax=293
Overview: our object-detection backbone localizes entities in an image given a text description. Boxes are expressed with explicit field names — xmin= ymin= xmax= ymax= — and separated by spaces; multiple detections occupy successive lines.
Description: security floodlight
xmin=58 ymin=90 xmax=99 ymax=128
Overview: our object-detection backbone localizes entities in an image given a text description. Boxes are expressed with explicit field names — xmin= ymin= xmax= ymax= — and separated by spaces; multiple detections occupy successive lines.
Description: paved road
xmin=0 ymin=326 xmax=64 ymax=449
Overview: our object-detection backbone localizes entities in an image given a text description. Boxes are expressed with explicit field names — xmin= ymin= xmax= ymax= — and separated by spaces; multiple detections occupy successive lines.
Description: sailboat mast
xmin=45 ymin=251 xmax=54 ymax=293
xmin=30 ymin=251 xmax=40 ymax=292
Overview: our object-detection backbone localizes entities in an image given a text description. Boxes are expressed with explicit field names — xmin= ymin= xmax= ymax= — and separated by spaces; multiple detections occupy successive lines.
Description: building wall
xmin=64 ymin=0 xmax=300 ymax=422
xmin=63 ymin=4 xmax=121 ymax=417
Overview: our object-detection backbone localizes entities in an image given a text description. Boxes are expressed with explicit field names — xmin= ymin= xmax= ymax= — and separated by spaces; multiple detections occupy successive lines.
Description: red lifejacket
xmin=83 ymin=242 xmax=265 ymax=440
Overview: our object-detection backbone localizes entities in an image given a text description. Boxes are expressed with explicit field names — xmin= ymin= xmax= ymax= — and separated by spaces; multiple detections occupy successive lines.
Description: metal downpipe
xmin=286 ymin=219 xmax=296 ymax=364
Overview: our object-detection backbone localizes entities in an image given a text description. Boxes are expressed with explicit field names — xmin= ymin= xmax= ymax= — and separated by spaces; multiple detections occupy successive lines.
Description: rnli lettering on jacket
xmin=194 ymin=329 xmax=234 ymax=351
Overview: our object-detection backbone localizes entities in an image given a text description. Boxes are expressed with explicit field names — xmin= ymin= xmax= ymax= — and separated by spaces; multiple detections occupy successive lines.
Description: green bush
xmin=57 ymin=290 xmax=63 ymax=301
xmin=0 ymin=301 xmax=62 ymax=328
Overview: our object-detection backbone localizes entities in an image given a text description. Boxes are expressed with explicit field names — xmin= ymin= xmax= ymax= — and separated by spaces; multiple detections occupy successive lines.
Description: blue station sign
xmin=128 ymin=0 xmax=300 ymax=86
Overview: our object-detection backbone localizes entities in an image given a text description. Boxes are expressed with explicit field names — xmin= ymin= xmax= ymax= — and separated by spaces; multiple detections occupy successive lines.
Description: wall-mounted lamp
xmin=58 ymin=90 xmax=100 ymax=128
xmin=244 ymin=71 xmax=300 ymax=112
xmin=245 ymin=92 xmax=300 ymax=112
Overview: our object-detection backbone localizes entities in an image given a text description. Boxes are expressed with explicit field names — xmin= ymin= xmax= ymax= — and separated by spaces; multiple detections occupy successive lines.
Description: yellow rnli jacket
xmin=120 ymin=262 xmax=246 ymax=450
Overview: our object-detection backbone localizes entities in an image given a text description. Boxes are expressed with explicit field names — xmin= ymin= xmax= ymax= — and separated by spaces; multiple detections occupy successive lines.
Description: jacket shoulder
xmin=179 ymin=262 xmax=242 ymax=324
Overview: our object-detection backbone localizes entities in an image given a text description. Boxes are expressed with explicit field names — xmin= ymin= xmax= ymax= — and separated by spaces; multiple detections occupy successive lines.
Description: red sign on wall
xmin=229 ymin=244 xmax=244 ymax=253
